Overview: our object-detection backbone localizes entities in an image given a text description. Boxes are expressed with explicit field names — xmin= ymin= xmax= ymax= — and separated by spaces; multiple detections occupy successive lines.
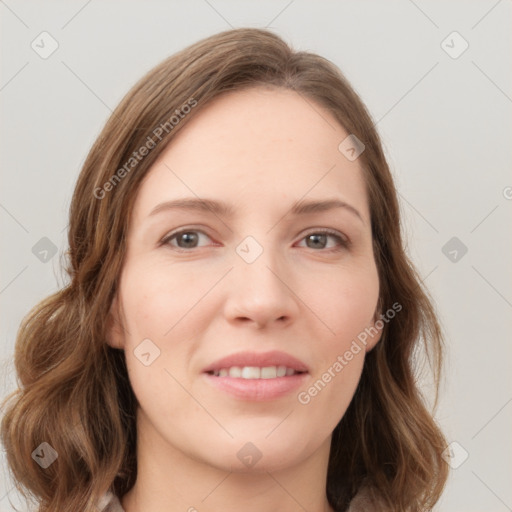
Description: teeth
xmin=261 ymin=366 xmax=277 ymax=379
xmin=229 ymin=366 xmax=242 ymax=378
xmin=241 ymin=366 xmax=260 ymax=379
xmin=212 ymin=365 xmax=300 ymax=379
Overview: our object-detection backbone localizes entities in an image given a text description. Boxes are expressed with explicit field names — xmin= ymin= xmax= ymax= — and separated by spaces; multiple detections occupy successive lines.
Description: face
xmin=107 ymin=87 xmax=382 ymax=474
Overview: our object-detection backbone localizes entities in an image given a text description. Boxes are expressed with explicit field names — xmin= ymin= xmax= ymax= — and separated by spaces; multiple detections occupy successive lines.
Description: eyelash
xmin=160 ymin=228 xmax=350 ymax=253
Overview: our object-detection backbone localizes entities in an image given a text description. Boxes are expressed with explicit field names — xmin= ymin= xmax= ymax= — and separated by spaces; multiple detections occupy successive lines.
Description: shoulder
xmin=97 ymin=491 xmax=125 ymax=512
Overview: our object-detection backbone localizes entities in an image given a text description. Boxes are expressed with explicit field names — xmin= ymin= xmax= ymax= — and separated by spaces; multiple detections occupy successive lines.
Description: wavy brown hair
xmin=1 ymin=27 xmax=448 ymax=512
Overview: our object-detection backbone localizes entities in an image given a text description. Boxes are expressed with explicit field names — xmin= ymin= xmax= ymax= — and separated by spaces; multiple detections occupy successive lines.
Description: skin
xmin=107 ymin=86 xmax=382 ymax=512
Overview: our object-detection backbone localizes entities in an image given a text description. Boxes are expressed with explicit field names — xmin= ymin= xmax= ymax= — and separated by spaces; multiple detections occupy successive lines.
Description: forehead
xmin=132 ymin=87 xmax=370 ymax=224
xmin=169 ymin=86 xmax=347 ymax=163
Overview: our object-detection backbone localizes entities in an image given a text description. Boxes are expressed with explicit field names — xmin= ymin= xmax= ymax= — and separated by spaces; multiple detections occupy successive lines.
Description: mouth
xmin=207 ymin=366 xmax=306 ymax=379
xmin=202 ymin=350 xmax=309 ymax=401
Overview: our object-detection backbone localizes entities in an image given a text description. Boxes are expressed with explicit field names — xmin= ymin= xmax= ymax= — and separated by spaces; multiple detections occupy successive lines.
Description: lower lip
xmin=203 ymin=372 xmax=308 ymax=401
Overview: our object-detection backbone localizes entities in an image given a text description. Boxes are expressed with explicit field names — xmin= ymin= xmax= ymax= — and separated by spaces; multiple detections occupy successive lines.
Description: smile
xmin=208 ymin=366 xmax=304 ymax=379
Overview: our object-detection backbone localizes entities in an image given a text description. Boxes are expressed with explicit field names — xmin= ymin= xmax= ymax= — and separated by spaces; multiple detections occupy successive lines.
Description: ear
xmin=364 ymin=301 xmax=384 ymax=352
xmin=105 ymin=294 xmax=126 ymax=349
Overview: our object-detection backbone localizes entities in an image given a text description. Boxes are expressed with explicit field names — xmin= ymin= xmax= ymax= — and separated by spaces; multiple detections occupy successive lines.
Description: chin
xmin=194 ymin=431 xmax=321 ymax=474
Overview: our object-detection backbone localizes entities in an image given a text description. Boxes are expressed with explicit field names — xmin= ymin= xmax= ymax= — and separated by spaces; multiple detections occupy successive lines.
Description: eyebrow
xmin=149 ymin=197 xmax=364 ymax=223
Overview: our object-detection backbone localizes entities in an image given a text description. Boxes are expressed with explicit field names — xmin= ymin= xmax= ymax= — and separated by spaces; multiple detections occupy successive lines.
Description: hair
xmin=1 ymin=27 xmax=448 ymax=512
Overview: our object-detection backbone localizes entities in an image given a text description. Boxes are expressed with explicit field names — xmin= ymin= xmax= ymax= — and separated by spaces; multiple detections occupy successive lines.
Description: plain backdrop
xmin=1 ymin=1 xmax=511 ymax=511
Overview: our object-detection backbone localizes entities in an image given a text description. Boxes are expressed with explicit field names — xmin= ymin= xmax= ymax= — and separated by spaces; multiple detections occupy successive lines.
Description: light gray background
xmin=1 ymin=1 xmax=511 ymax=511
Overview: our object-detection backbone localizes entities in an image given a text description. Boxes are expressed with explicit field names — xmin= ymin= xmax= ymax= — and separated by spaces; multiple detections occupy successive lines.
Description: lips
xmin=202 ymin=350 xmax=309 ymax=401
xmin=202 ymin=350 xmax=309 ymax=374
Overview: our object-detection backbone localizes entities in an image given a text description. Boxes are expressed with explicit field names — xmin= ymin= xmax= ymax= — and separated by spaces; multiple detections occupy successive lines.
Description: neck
xmin=121 ymin=409 xmax=335 ymax=512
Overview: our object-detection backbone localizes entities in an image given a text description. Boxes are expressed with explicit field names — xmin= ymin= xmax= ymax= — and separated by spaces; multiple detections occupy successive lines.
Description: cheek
xmin=119 ymin=261 xmax=210 ymax=343
xmin=300 ymin=260 xmax=379 ymax=346
xmin=118 ymin=264 xmax=205 ymax=421
xmin=290 ymin=260 xmax=378 ymax=415
xmin=116 ymin=262 xmax=206 ymax=401
xmin=296 ymin=349 xmax=365 ymax=441
xmin=294 ymin=268 xmax=376 ymax=426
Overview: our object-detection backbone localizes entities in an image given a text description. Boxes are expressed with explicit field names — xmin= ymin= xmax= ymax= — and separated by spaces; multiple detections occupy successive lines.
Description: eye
xmin=296 ymin=229 xmax=349 ymax=251
xmin=161 ymin=228 xmax=349 ymax=252
xmin=162 ymin=229 xmax=213 ymax=250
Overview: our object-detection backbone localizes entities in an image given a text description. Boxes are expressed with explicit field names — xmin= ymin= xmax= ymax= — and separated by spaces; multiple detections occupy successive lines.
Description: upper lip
xmin=202 ymin=350 xmax=309 ymax=373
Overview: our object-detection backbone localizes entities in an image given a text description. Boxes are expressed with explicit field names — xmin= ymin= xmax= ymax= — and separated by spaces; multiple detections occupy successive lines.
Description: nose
xmin=223 ymin=248 xmax=299 ymax=330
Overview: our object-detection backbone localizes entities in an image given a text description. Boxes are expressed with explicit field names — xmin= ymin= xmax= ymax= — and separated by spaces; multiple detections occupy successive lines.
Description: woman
xmin=1 ymin=28 xmax=448 ymax=512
